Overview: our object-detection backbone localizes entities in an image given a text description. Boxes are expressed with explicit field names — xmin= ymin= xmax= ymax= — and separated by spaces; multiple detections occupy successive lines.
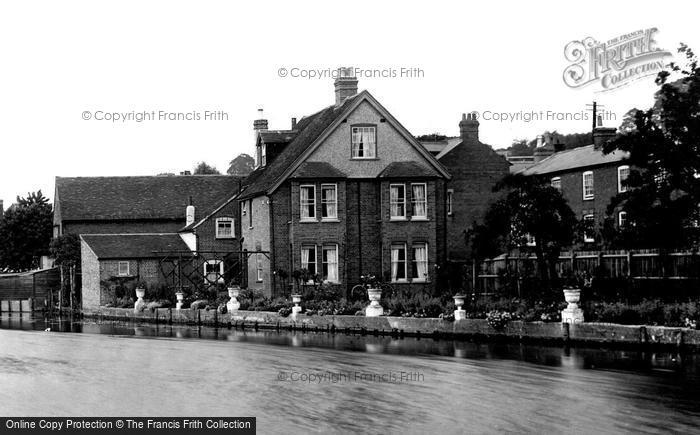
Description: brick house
xmin=80 ymin=233 xmax=191 ymax=308
xmin=420 ymin=114 xmax=511 ymax=259
xmin=54 ymin=175 xmax=241 ymax=237
xmin=238 ymin=70 xmax=451 ymax=297
xmin=519 ymin=127 xmax=630 ymax=246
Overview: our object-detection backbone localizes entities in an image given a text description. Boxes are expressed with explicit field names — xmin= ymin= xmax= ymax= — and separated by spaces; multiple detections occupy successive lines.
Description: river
xmin=0 ymin=314 xmax=698 ymax=434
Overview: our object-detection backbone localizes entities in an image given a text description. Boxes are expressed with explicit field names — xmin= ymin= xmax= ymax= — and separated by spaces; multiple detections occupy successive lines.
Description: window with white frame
xmin=447 ymin=189 xmax=454 ymax=215
xmin=582 ymin=171 xmax=594 ymax=200
xmin=411 ymin=243 xmax=429 ymax=281
xmin=583 ymin=214 xmax=595 ymax=242
xmin=390 ymin=184 xmax=406 ymax=219
xmin=301 ymin=245 xmax=317 ymax=277
xmin=203 ymin=260 xmax=224 ymax=283
xmin=256 ymin=253 xmax=264 ymax=282
xmin=551 ymin=177 xmax=561 ymax=190
xmin=390 ymin=244 xmax=407 ymax=282
xmin=617 ymin=165 xmax=630 ymax=193
xmin=351 ymin=126 xmax=376 ymax=158
xmin=411 ymin=183 xmax=428 ymax=219
xmin=300 ymin=185 xmax=316 ymax=220
xmin=215 ymin=217 xmax=234 ymax=238
xmin=322 ymin=245 xmax=339 ymax=283
xmin=118 ymin=261 xmax=130 ymax=276
xmin=321 ymin=184 xmax=337 ymax=220
xmin=618 ymin=211 xmax=627 ymax=228
xmin=261 ymin=144 xmax=267 ymax=167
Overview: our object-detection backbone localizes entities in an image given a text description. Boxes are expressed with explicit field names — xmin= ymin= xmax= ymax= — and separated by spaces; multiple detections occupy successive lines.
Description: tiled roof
xmin=519 ymin=145 xmax=629 ymax=176
xmin=239 ymin=94 xmax=361 ymax=199
xmin=378 ymin=161 xmax=440 ymax=178
xmin=260 ymin=130 xmax=297 ymax=145
xmin=81 ymin=233 xmax=191 ymax=259
xmin=290 ymin=162 xmax=346 ymax=179
xmin=56 ymin=175 xmax=241 ymax=221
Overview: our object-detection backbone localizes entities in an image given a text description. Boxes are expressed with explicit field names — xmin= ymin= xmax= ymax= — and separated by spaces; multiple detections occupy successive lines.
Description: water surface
xmin=0 ymin=314 xmax=698 ymax=434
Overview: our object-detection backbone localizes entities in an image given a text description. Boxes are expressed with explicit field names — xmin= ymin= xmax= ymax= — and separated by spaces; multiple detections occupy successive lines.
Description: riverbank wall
xmin=76 ymin=307 xmax=700 ymax=350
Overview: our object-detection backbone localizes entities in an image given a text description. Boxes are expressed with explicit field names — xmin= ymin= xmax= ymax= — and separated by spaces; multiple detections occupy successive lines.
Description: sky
xmin=1 ymin=0 xmax=698 ymax=207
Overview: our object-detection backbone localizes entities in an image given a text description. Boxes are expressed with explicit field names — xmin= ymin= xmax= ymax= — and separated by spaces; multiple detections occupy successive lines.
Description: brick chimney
xmin=253 ymin=108 xmax=268 ymax=132
xmin=459 ymin=112 xmax=479 ymax=143
xmin=593 ymin=127 xmax=616 ymax=149
xmin=334 ymin=67 xmax=358 ymax=106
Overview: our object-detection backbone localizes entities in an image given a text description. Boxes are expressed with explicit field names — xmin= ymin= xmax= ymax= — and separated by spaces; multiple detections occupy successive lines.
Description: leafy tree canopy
xmin=0 ymin=191 xmax=53 ymax=272
xmin=603 ymin=44 xmax=700 ymax=249
xmin=227 ymin=153 xmax=255 ymax=176
xmin=193 ymin=161 xmax=221 ymax=175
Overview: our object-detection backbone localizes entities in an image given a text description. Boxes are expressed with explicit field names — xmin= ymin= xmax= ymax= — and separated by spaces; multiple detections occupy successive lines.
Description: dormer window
xmin=351 ymin=126 xmax=376 ymax=158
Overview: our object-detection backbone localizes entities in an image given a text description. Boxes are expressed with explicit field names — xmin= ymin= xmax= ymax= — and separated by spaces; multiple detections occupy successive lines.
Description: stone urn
xmin=561 ymin=288 xmax=584 ymax=324
xmin=291 ymin=294 xmax=302 ymax=317
xmin=453 ymin=294 xmax=466 ymax=321
xmin=175 ymin=291 xmax=185 ymax=310
xmin=365 ymin=288 xmax=383 ymax=317
xmin=134 ymin=287 xmax=146 ymax=313
xmin=227 ymin=286 xmax=241 ymax=313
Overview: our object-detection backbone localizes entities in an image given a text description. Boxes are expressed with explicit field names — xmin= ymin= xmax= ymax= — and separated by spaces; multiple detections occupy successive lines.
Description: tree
xmin=49 ymin=234 xmax=81 ymax=266
xmin=0 ymin=191 xmax=53 ymax=272
xmin=468 ymin=174 xmax=577 ymax=286
xmin=227 ymin=153 xmax=255 ymax=176
xmin=193 ymin=161 xmax=221 ymax=175
xmin=603 ymin=44 xmax=700 ymax=249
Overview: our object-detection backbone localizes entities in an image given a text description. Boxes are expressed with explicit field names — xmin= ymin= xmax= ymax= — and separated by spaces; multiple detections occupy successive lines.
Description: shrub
xmin=486 ymin=310 xmax=513 ymax=330
xmin=278 ymin=307 xmax=292 ymax=317
xmin=190 ymin=299 xmax=208 ymax=310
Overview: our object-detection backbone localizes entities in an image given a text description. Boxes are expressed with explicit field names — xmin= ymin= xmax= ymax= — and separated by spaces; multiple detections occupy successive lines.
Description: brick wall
xmin=195 ymin=200 xmax=241 ymax=252
xmin=439 ymin=141 xmax=511 ymax=260
xmin=549 ymin=164 xmax=624 ymax=246
xmin=81 ymin=239 xmax=100 ymax=309
xmin=240 ymin=195 xmax=272 ymax=294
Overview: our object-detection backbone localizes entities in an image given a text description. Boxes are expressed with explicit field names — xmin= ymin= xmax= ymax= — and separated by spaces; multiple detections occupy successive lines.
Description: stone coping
xmin=79 ymin=307 xmax=700 ymax=349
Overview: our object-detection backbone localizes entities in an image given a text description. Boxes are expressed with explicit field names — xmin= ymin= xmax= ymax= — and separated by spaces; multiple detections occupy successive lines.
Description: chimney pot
xmin=186 ymin=204 xmax=195 ymax=227
xmin=334 ymin=67 xmax=358 ymax=106
xmin=291 ymin=117 xmax=297 ymax=130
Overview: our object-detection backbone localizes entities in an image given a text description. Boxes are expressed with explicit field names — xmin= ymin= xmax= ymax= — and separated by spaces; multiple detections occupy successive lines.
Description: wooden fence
xmin=475 ymin=250 xmax=700 ymax=296
xmin=0 ymin=267 xmax=60 ymax=310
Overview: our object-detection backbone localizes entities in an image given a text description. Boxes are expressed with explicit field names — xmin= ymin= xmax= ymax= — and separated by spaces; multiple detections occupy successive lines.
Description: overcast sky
xmin=1 ymin=0 xmax=698 ymax=207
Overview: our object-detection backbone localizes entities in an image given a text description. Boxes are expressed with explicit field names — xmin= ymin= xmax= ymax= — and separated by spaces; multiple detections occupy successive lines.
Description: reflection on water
xmin=0 ymin=313 xmax=699 ymax=434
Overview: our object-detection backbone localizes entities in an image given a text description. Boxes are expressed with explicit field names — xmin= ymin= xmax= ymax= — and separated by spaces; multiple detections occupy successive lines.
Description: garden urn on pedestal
xmin=365 ymin=288 xmax=383 ymax=317
xmin=134 ymin=287 xmax=146 ymax=313
xmin=227 ymin=286 xmax=241 ymax=313
xmin=561 ymin=288 xmax=584 ymax=324
xmin=175 ymin=291 xmax=184 ymax=310
xmin=453 ymin=294 xmax=466 ymax=321
xmin=291 ymin=294 xmax=302 ymax=317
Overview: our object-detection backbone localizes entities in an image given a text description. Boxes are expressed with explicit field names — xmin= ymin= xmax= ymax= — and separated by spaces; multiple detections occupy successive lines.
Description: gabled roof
xmin=378 ymin=161 xmax=440 ymax=178
xmin=55 ymin=175 xmax=241 ymax=221
xmin=81 ymin=233 xmax=191 ymax=259
xmin=240 ymin=90 xmax=450 ymax=199
xmin=519 ymin=144 xmax=629 ymax=176
xmin=181 ymin=192 xmax=240 ymax=232
xmin=240 ymin=95 xmax=360 ymax=199
xmin=291 ymin=162 xmax=346 ymax=179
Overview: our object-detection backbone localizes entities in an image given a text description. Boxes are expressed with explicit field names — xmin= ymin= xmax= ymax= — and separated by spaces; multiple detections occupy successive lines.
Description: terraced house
xmin=239 ymin=70 xmax=451 ymax=297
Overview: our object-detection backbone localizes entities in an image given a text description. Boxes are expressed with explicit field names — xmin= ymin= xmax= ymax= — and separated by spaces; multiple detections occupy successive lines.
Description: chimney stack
xmin=536 ymin=135 xmax=544 ymax=148
xmin=334 ymin=67 xmax=358 ymax=106
xmin=593 ymin=127 xmax=617 ymax=149
xmin=459 ymin=112 xmax=479 ymax=143
xmin=0 ymin=200 xmax=4 ymax=221
xmin=185 ymin=196 xmax=195 ymax=227
xmin=253 ymin=108 xmax=268 ymax=132
xmin=291 ymin=117 xmax=297 ymax=130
